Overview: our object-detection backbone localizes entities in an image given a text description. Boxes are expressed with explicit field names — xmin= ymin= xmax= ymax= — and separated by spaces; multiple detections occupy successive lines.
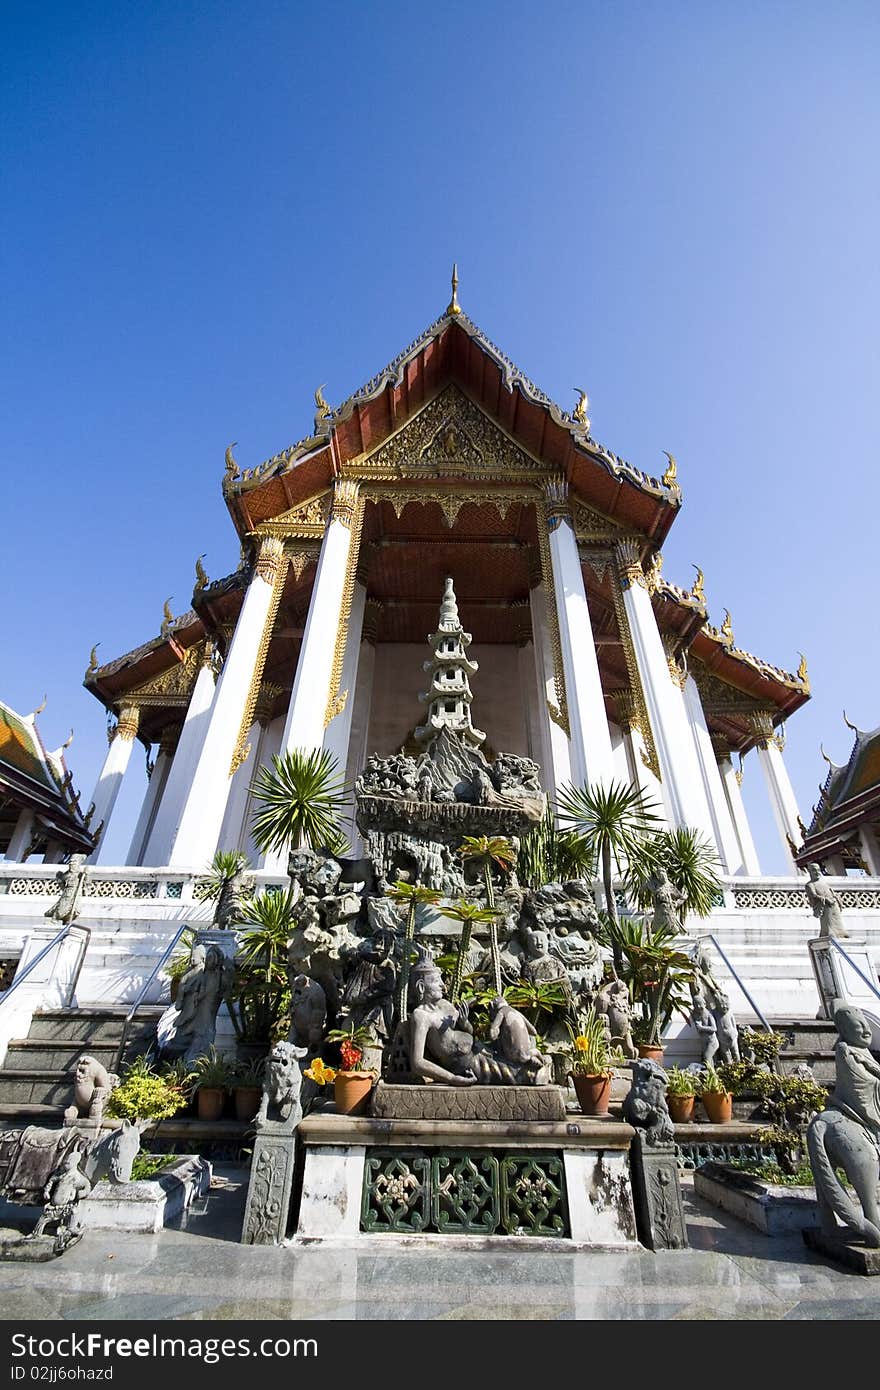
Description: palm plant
xmin=229 ymin=888 xmax=295 ymax=1045
xmin=443 ymin=899 xmax=503 ymax=1004
xmin=612 ymin=914 xmax=696 ymax=1047
xmin=458 ymin=836 xmax=516 ymax=994
xmin=555 ymin=780 xmax=660 ymax=972
xmin=202 ymin=849 xmax=249 ymax=901
xmin=516 ymin=808 xmax=593 ymax=889
xmin=387 ymin=880 xmax=442 ymax=1022
xmin=250 ymin=748 xmax=348 ymax=858
xmin=626 ymin=826 xmax=723 ymax=924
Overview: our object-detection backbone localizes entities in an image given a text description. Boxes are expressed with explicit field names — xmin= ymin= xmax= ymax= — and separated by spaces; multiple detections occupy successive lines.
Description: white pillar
xmin=615 ymin=542 xmax=715 ymax=838
xmin=754 ymin=721 xmax=804 ymax=874
xmin=683 ymin=674 xmax=741 ymax=872
xmin=6 ymin=808 xmax=35 ymax=862
xmin=613 ymin=693 xmax=666 ymax=817
xmin=87 ymin=705 xmax=140 ymax=863
xmin=323 ymin=581 xmax=367 ymax=774
xmin=345 ymin=613 xmax=378 ymax=787
xmin=143 ymin=654 xmax=218 ymax=866
xmin=718 ymin=755 xmax=761 ymax=875
xmin=528 ymin=580 xmax=571 ymax=796
xmin=859 ymin=826 xmax=880 ymax=877
xmin=545 ymin=485 xmax=614 ymax=788
xmin=518 ymin=643 xmax=544 ymax=768
xmin=167 ymin=539 xmax=288 ymax=867
xmin=126 ymin=730 xmax=176 ymax=866
xmin=280 ymin=481 xmax=361 ymax=758
xmin=217 ymin=684 xmax=283 ymax=859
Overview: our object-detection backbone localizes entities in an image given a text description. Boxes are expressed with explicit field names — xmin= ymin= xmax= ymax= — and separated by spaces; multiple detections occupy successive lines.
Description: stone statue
xmin=287 ymin=974 xmax=328 ymax=1051
xmin=286 ymin=894 xmax=361 ymax=1015
xmin=487 ymin=996 xmax=544 ymax=1068
xmin=690 ymin=996 xmax=719 ymax=1067
xmin=406 ymin=952 xmax=552 ymax=1086
xmin=157 ymin=943 xmax=234 ymax=1062
xmin=213 ymin=863 xmax=254 ymax=930
xmin=711 ymin=990 xmax=740 ymax=1065
xmin=339 ymin=926 xmax=398 ymax=1043
xmin=805 ymin=863 xmax=849 ymax=939
xmin=30 ymin=1145 xmax=92 ymax=1240
xmin=44 ymin=854 xmax=89 ymax=926
xmin=255 ymin=1040 xmax=309 ymax=1132
xmin=622 ymin=1058 xmax=675 ymax=1146
xmin=595 ymin=975 xmax=637 ymax=1059
xmin=64 ymin=1055 xmax=119 ymax=1125
xmin=647 ymin=868 xmax=686 ymax=936
xmin=287 ymin=847 xmax=343 ymax=899
xmin=806 ymin=1003 xmax=880 ymax=1249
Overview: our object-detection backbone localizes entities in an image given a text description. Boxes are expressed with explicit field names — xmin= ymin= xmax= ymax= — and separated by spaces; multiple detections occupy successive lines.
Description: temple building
xmin=0 ymin=700 xmax=93 ymax=863
xmin=77 ymin=281 xmax=812 ymax=877
xmin=797 ymin=720 xmax=880 ymax=876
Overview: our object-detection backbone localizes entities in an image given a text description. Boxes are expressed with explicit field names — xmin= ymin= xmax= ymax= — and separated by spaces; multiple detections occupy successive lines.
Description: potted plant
xmin=611 ymin=916 xmax=697 ymax=1063
xmin=699 ymin=1063 xmax=733 ymax=1124
xmin=665 ymin=1066 xmax=697 ymax=1124
xmin=228 ymin=888 xmax=295 ymax=1058
xmin=104 ymin=1054 xmax=190 ymax=1130
xmin=191 ymin=1048 xmax=236 ymax=1121
xmin=232 ymin=1058 xmax=265 ymax=1122
xmin=566 ymin=1008 xmax=615 ymax=1117
xmin=325 ymin=1024 xmax=377 ymax=1115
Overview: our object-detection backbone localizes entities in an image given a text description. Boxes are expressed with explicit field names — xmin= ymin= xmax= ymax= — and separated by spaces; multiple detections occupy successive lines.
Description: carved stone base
xmin=628 ymin=1133 xmax=688 ymax=1251
xmin=240 ymin=1126 xmax=298 ymax=1246
xmin=371 ymin=1083 xmax=566 ymax=1122
xmin=0 ymin=1227 xmax=82 ymax=1261
xmin=803 ymin=1228 xmax=880 ymax=1274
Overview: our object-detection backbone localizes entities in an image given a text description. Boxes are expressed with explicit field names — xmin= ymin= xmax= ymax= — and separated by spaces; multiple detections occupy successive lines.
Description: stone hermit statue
xmin=805 ymin=863 xmax=849 ymax=939
xmin=806 ymin=1003 xmax=880 ymax=1248
xmin=45 ymin=854 xmax=89 ymax=926
xmin=157 ymin=943 xmax=234 ymax=1062
xmin=595 ymin=975 xmax=637 ymax=1059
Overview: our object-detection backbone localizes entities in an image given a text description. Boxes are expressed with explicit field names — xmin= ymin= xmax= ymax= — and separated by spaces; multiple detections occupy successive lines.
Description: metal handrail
xmin=0 ymin=924 xmax=91 ymax=1011
xmin=113 ymin=923 xmax=191 ymax=1072
xmin=827 ymin=936 xmax=880 ymax=1006
xmin=692 ymin=932 xmax=772 ymax=1033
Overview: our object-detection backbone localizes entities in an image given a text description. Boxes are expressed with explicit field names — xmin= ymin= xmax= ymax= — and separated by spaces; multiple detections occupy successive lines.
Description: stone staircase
xmin=0 ymin=1006 xmax=163 ymax=1123
xmin=769 ymin=1017 xmax=840 ymax=1084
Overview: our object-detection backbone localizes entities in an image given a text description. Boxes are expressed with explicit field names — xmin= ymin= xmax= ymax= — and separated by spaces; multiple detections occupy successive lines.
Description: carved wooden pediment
xmin=255 ymin=492 xmax=332 ymax=538
xmin=127 ymin=643 xmax=204 ymax=708
xmin=690 ymin=660 xmax=765 ymax=716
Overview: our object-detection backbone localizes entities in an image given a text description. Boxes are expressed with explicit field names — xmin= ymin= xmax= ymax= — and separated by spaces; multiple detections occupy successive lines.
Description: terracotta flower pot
xmin=668 ymin=1094 xmax=695 ymax=1125
xmin=334 ymin=1071 xmax=375 ymax=1116
xmin=701 ymin=1091 xmax=733 ymax=1124
xmin=637 ymin=1044 xmax=664 ymax=1063
xmin=233 ymin=1086 xmax=262 ymax=1122
xmin=196 ymin=1086 xmax=226 ymax=1121
xmin=571 ymin=1073 xmax=612 ymax=1117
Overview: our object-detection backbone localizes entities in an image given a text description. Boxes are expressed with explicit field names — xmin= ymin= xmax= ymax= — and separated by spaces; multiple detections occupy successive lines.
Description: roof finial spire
xmin=447 ymin=263 xmax=461 ymax=317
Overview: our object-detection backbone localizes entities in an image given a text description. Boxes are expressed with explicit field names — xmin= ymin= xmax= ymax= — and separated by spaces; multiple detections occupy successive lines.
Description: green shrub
xmin=105 ymin=1056 xmax=188 ymax=1123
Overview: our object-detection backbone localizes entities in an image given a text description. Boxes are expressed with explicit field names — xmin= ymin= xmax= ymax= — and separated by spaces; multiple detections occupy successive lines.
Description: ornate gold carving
xmin=160 ymin=598 xmax=174 ymax=638
xmin=127 ymin=643 xmax=205 ymax=708
xmin=543 ymin=476 xmax=571 ymax=533
xmin=615 ymin=539 xmax=646 ymax=591
xmin=288 ymin=543 xmax=320 ymax=581
xmin=347 ymin=384 xmax=545 ymax=482
xmin=645 ymin=551 xmax=663 ymax=595
xmin=691 ymin=565 xmax=705 ymax=604
xmin=255 ymin=536 xmax=287 ymax=585
xmin=254 ymin=680 xmax=284 ymax=729
xmin=194 ymin=555 xmax=208 ymax=595
xmin=536 ymin=500 xmax=569 ymax=738
xmin=373 ymin=485 xmax=527 ymax=529
xmin=734 ymin=754 xmax=745 ymax=788
xmin=572 ymin=502 xmax=627 ymax=543
xmin=331 ymin=479 xmax=360 ymax=530
xmin=613 ymin=689 xmax=638 ymax=730
xmin=572 ymin=389 xmax=590 ymax=430
xmin=662 ymin=452 xmax=678 ymax=488
xmin=324 ymin=491 xmax=366 ymax=727
xmin=255 ymin=492 xmax=331 ymax=540
xmin=797 ymin=652 xmax=810 ymax=691
xmin=362 ymin=599 xmax=383 ymax=645
xmin=609 ymin=567 xmax=660 ymax=779
xmin=720 ymin=609 xmax=734 ymax=644
xmin=747 ymin=709 xmax=778 ymax=747
xmin=85 ymin=645 xmax=100 ymax=681
xmin=224 ymin=443 xmax=240 ymax=483
xmin=314 ymin=384 xmax=330 ymax=428
xmin=447 ymin=262 xmax=461 ymax=316
xmin=114 ymin=706 xmax=140 ymax=743
xmin=230 ymin=552 xmax=289 ymax=775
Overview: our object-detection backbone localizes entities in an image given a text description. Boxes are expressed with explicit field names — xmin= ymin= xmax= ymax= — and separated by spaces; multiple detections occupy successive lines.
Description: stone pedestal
xmin=808 ymin=938 xmax=880 ymax=1047
xmin=628 ymin=1133 xmax=688 ymax=1251
xmin=371 ymin=1083 xmax=566 ymax=1122
xmin=803 ymin=1227 xmax=880 ymax=1274
xmin=240 ymin=1122 xmax=298 ymax=1246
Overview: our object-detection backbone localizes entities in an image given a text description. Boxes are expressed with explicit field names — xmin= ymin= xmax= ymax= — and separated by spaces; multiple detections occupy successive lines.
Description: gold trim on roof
xmin=229 ymin=545 xmax=290 ymax=775
xmin=610 ymin=558 xmax=660 ymax=780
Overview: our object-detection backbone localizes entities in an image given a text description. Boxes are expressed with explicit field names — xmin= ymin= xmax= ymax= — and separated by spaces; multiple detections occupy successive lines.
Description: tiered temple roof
xmin=797 ymin=721 xmax=880 ymax=870
xmin=0 ymin=700 xmax=93 ymax=857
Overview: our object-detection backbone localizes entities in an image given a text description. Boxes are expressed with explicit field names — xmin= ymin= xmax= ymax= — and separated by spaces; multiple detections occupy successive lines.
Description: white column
xmin=345 ymin=620 xmax=378 ymax=787
xmin=323 ymin=581 xmax=367 ymax=774
xmin=126 ymin=733 xmax=175 ymax=866
xmin=143 ymin=654 xmax=218 ymax=866
xmin=518 ymin=643 xmax=544 ymax=767
xmin=217 ymin=684 xmax=283 ymax=858
xmin=528 ymin=581 xmax=571 ymax=796
xmin=545 ymin=486 xmax=614 ymax=788
xmin=615 ymin=543 xmax=715 ymax=839
xmin=859 ymin=826 xmax=880 ymax=877
xmin=613 ymin=693 xmax=666 ymax=817
xmin=87 ymin=705 xmax=140 ymax=863
xmin=683 ymin=674 xmax=741 ymax=872
xmin=718 ymin=755 xmax=761 ymax=875
xmin=167 ymin=539 xmax=288 ymax=867
xmin=754 ymin=721 xmax=804 ymax=874
xmin=280 ymin=482 xmax=360 ymax=758
xmin=6 ymin=808 xmax=35 ymax=861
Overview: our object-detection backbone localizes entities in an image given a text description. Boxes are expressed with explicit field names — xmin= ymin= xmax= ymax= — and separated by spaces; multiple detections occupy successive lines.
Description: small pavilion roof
xmin=0 ymin=700 xmax=93 ymax=855
xmin=797 ymin=721 xmax=880 ymax=867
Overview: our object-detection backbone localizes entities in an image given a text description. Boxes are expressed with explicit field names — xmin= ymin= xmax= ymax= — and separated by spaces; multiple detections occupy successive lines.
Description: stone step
xmin=3 ymin=1040 xmax=123 ymax=1073
xmin=0 ymin=1070 xmax=77 ymax=1108
xmin=0 ymin=1103 xmax=64 ymax=1125
xmin=26 ymin=1008 xmax=163 ymax=1044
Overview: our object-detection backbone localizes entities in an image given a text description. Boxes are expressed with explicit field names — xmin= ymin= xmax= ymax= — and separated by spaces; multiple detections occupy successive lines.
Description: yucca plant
xmin=387 ymin=881 xmax=442 ymax=1023
xmin=626 ymin=826 xmax=723 ymax=925
xmin=202 ymin=849 xmax=250 ymax=902
xmin=458 ymin=836 xmax=516 ymax=995
xmin=250 ymin=747 xmax=348 ymax=857
xmin=517 ymin=807 xmax=594 ymax=888
xmin=555 ymin=780 xmax=660 ymax=972
xmin=611 ymin=914 xmax=696 ymax=1048
xmin=229 ymin=888 xmax=295 ymax=1045
xmin=443 ymin=899 xmax=504 ymax=1004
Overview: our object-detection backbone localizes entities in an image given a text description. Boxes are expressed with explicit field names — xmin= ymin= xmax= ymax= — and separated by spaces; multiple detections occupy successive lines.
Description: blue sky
xmin=3 ymin=2 xmax=878 ymax=868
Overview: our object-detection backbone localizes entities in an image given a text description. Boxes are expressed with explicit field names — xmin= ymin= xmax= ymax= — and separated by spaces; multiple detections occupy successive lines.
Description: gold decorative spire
xmin=691 ymin=565 xmax=705 ymax=604
xmin=797 ymin=652 xmax=809 ymax=686
xmin=720 ymin=609 xmax=734 ymax=643
xmin=314 ymin=384 xmax=330 ymax=419
xmin=447 ymin=262 xmax=461 ymax=316
xmin=224 ymin=442 xmax=240 ymax=482
xmin=85 ymin=644 xmax=100 ymax=680
xmin=32 ymin=694 xmax=47 ymax=717
xmin=645 ymin=550 xmax=663 ymax=594
xmin=194 ymin=555 xmax=208 ymax=594
xmin=662 ymin=451 xmax=678 ymax=487
xmin=160 ymin=598 xmax=174 ymax=638
xmin=572 ymin=389 xmax=590 ymax=430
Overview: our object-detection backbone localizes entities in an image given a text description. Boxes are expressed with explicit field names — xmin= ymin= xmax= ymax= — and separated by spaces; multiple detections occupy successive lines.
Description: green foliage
xmin=566 ymin=1007 xmax=614 ymax=1078
xmin=387 ymin=881 xmax=442 ymax=1023
xmin=610 ymin=914 xmax=696 ymax=1047
xmin=517 ymin=808 xmax=594 ymax=889
xmin=443 ymin=898 xmax=503 ymax=1004
xmin=250 ymin=747 xmax=348 ymax=856
xmin=104 ymin=1056 xmax=188 ymax=1123
xmin=626 ymin=826 xmax=723 ymax=923
xmin=665 ymin=1065 xmax=698 ymax=1097
xmin=233 ymin=1059 xmax=266 ymax=1089
xmin=230 ymin=888 xmax=294 ymax=1044
xmin=699 ymin=1064 xmax=730 ymax=1096
xmin=202 ymin=850 xmax=250 ymax=901
xmin=751 ymin=1072 xmax=828 ymax=1131
xmin=159 ymin=1057 xmax=197 ymax=1098
xmin=728 ymin=1157 xmax=821 ymax=1188
xmin=740 ymin=1028 xmax=786 ymax=1066
xmin=191 ymin=1048 xmax=237 ymax=1090
xmin=716 ymin=1059 xmax=764 ymax=1095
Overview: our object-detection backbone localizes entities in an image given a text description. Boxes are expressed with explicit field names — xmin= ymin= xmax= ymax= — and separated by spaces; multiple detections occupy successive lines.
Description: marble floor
xmin=0 ymin=1168 xmax=876 ymax=1321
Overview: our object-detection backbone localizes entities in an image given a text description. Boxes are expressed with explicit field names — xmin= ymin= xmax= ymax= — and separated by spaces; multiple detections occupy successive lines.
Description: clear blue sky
xmin=3 ymin=2 xmax=878 ymax=868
